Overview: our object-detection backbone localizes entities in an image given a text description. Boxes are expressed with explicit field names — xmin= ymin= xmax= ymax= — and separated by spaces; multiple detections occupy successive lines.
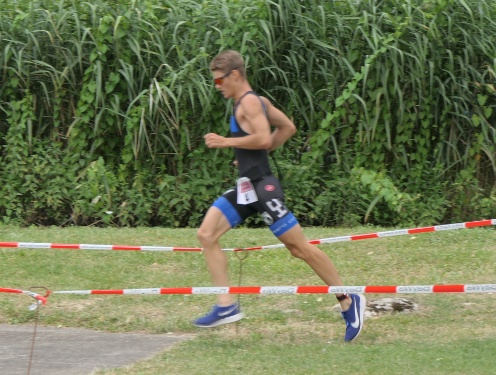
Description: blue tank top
xmin=230 ymin=91 xmax=272 ymax=180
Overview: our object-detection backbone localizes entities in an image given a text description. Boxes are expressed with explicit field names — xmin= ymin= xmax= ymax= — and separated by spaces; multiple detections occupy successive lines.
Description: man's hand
xmin=204 ymin=133 xmax=229 ymax=148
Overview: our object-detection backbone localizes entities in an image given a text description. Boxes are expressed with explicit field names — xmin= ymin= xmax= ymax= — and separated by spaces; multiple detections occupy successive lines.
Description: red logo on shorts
xmin=264 ymin=184 xmax=276 ymax=192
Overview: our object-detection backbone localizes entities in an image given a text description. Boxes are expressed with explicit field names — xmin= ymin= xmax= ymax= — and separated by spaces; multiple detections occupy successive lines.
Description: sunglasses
xmin=213 ymin=69 xmax=236 ymax=85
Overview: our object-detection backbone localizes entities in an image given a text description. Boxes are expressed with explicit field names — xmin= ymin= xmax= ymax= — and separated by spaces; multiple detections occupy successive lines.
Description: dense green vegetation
xmin=0 ymin=0 xmax=495 ymax=227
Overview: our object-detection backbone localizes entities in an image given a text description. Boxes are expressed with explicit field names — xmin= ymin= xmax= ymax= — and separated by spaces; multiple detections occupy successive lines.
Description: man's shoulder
xmin=238 ymin=91 xmax=258 ymax=102
xmin=238 ymin=92 xmax=272 ymax=111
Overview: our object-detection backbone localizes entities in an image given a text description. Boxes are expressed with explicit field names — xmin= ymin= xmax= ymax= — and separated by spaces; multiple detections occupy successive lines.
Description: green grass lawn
xmin=1 ymin=224 xmax=495 ymax=374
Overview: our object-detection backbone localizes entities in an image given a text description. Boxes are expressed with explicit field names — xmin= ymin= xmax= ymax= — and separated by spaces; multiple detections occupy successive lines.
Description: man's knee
xmin=197 ymin=227 xmax=213 ymax=247
xmin=286 ymin=243 xmax=307 ymax=259
xmin=287 ymin=242 xmax=322 ymax=261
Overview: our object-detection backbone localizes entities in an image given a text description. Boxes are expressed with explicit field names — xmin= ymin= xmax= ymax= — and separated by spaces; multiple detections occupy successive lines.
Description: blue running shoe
xmin=194 ymin=302 xmax=244 ymax=328
xmin=341 ymin=294 xmax=366 ymax=342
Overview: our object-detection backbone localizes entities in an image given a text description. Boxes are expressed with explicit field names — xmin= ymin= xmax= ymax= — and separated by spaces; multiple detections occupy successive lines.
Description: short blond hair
xmin=210 ymin=50 xmax=246 ymax=78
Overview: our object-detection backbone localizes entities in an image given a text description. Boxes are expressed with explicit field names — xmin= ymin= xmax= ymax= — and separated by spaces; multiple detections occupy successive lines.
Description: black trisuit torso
xmin=211 ymin=91 xmax=298 ymax=237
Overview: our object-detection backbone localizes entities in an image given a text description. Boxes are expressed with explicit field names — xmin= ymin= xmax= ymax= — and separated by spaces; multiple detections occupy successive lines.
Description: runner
xmin=195 ymin=50 xmax=365 ymax=342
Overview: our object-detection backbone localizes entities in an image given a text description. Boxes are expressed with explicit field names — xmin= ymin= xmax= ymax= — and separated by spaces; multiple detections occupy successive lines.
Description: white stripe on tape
xmin=19 ymin=242 xmax=52 ymax=248
xmin=378 ymin=230 xmax=409 ymax=237
xmin=464 ymin=284 xmax=496 ymax=293
xmin=80 ymin=244 xmax=113 ymax=250
xmin=434 ymin=223 xmax=466 ymax=231
xmin=397 ymin=285 xmax=433 ymax=293
xmin=123 ymin=288 xmax=161 ymax=294
xmin=141 ymin=246 xmax=174 ymax=251
xmin=192 ymin=287 xmax=229 ymax=295
xmin=54 ymin=290 xmax=91 ymax=294
xmin=260 ymin=286 xmax=297 ymax=294
xmin=321 ymin=236 xmax=352 ymax=244
xmin=328 ymin=286 xmax=365 ymax=294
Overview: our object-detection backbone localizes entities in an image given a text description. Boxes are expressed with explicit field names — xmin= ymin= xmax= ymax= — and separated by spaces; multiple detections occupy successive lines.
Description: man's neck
xmin=233 ymin=83 xmax=253 ymax=103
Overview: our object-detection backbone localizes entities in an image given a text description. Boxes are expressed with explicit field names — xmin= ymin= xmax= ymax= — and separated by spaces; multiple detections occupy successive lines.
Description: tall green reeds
xmin=0 ymin=0 xmax=495 ymax=227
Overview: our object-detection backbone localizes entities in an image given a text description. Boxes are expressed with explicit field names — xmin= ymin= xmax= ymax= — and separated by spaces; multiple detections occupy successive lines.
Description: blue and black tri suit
xmin=212 ymin=91 xmax=298 ymax=237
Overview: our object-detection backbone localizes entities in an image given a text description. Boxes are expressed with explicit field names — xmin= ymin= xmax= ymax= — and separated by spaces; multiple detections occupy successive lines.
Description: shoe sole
xmin=347 ymin=294 xmax=366 ymax=342
xmin=194 ymin=312 xmax=244 ymax=328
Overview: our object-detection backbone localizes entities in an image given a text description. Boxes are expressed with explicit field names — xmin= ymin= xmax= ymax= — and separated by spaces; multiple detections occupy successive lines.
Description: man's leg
xmin=277 ymin=224 xmax=365 ymax=342
xmin=277 ymin=224 xmax=351 ymax=309
xmin=194 ymin=202 xmax=245 ymax=328
xmin=197 ymin=205 xmax=234 ymax=307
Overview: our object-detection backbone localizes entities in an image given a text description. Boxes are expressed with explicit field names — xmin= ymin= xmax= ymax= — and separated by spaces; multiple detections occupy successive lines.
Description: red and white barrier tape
xmin=4 ymin=284 xmax=494 ymax=305
xmin=51 ymin=284 xmax=496 ymax=295
xmin=0 ymin=288 xmax=48 ymax=304
xmin=1 ymin=219 xmax=494 ymax=253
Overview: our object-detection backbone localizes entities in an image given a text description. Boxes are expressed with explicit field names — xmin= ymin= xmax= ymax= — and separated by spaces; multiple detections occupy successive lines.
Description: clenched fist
xmin=204 ymin=133 xmax=228 ymax=148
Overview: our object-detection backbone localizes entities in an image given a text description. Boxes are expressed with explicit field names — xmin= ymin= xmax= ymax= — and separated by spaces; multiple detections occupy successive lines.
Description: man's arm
xmin=204 ymin=95 xmax=272 ymax=150
xmin=204 ymin=95 xmax=296 ymax=151
xmin=260 ymin=97 xmax=296 ymax=151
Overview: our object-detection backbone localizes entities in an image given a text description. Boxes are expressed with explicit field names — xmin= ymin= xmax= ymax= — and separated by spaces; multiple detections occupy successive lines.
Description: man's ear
xmin=233 ymin=69 xmax=242 ymax=81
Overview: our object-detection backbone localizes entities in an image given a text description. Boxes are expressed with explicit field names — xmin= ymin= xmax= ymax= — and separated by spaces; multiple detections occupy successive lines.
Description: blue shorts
xmin=212 ymin=175 xmax=299 ymax=237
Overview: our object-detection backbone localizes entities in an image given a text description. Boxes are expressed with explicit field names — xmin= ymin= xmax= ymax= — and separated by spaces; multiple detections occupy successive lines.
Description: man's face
xmin=212 ymin=69 xmax=235 ymax=99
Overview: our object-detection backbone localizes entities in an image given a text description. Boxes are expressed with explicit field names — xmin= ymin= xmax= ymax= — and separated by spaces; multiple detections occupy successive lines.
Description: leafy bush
xmin=0 ymin=0 xmax=494 ymax=227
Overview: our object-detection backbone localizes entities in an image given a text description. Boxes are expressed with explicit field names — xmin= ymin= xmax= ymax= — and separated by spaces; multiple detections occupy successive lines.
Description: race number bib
xmin=237 ymin=177 xmax=258 ymax=204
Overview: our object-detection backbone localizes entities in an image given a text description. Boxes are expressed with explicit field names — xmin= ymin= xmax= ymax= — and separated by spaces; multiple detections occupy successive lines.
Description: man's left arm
xmin=260 ymin=97 xmax=297 ymax=151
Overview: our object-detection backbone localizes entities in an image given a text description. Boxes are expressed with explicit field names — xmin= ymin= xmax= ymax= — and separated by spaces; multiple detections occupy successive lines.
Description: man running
xmin=195 ymin=50 xmax=365 ymax=342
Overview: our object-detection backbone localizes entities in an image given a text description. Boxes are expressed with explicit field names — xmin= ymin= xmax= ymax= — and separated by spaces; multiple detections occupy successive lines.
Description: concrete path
xmin=0 ymin=324 xmax=192 ymax=375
